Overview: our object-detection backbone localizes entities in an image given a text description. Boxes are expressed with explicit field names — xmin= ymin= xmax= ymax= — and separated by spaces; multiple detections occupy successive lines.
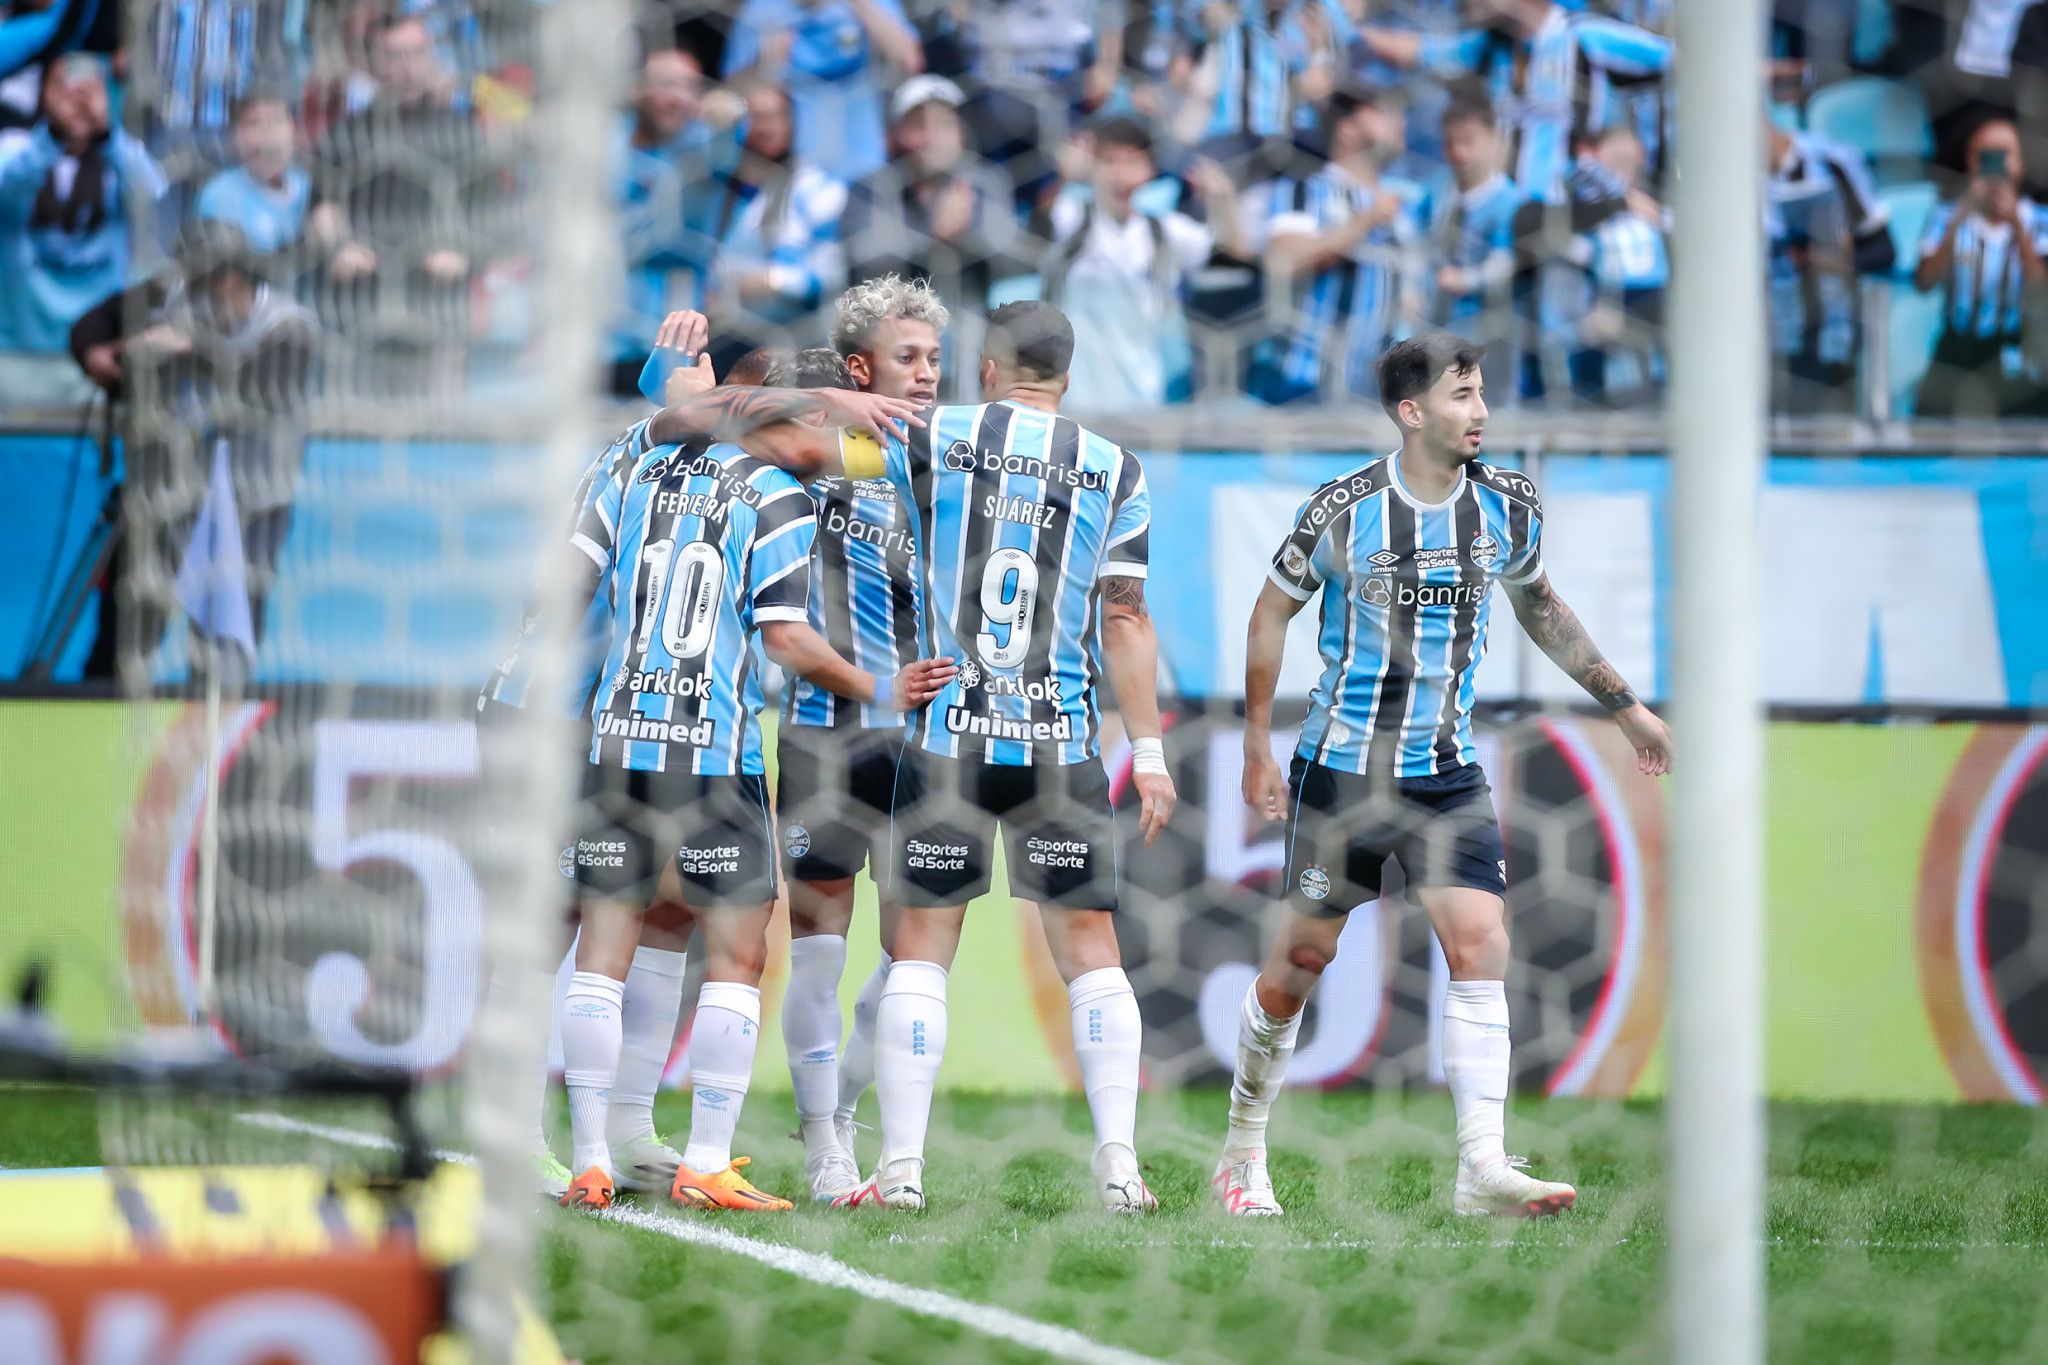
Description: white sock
xmin=1224 ymin=982 xmax=1301 ymax=1158
xmin=784 ymin=935 xmax=848 ymax=1137
xmin=607 ymin=946 xmax=687 ymax=1149
xmin=1441 ymin=978 xmax=1511 ymax=1169
xmin=1068 ymin=966 xmax=1142 ymax=1173
xmin=559 ymin=971 xmax=625 ymax=1177
xmin=875 ymin=959 xmax=947 ymax=1170
xmin=536 ymin=937 xmax=577 ymax=1150
xmin=680 ymin=981 xmax=761 ymax=1174
xmin=836 ymin=950 xmax=891 ymax=1125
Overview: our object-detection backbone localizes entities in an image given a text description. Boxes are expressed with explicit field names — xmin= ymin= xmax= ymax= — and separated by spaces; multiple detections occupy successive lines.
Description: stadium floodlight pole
xmin=1668 ymin=2 xmax=1767 ymax=1364
xmin=455 ymin=1 xmax=625 ymax=1362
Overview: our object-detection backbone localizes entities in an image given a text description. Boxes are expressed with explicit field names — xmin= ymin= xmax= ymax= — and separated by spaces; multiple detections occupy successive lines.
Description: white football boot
xmin=831 ymin=1156 xmax=926 ymax=1210
xmin=1453 ymin=1155 xmax=1576 ymax=1218
xmin=1211 ymin=1149 xmax=1284 ymax=1217
xmin=805 ymin=1138 xmax=863 ymax=1203
xmin=1093 ymin=1144 xmax=1158 ymax=1213
xmin=610 ymin=1135 xmax=686 ymax=1193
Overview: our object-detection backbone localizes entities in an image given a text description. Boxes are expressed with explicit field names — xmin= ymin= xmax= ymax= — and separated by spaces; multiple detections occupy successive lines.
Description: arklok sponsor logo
xmin=595 ymin=711 xmax=718 ymax=746
xmin=977 ymin=672 xmax=1064 ymax=703
xmin=942 ymin=439 xmax=1108 ymax=490
xmin=945 ymin=708 xmax=1075 ymax=743
xmin=620 ymin=667 xmax=712 ymax=698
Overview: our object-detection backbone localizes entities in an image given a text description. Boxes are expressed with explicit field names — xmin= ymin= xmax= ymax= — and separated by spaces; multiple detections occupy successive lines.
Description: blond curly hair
xmin=831 ymin=274 xmax=952 ymax=359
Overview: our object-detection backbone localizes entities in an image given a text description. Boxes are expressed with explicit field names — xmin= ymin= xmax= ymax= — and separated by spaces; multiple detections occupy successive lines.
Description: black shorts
xmin=890 ymin=748 xmax=1119 ymax=911
xmin=1281 ymin=756 xmax=1506 ymax=917
xmin=572 ymin=765 xmax=778 ymax=907
xmin=776 ymin=724 xmax=904 ymax=882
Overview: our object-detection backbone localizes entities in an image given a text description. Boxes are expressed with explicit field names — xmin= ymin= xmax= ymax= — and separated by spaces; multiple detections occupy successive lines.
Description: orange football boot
xmin=558 ymin=1165 xmax=615 ymax=1210
xmin=669 ymin=1156 xmax=794 ymax=1211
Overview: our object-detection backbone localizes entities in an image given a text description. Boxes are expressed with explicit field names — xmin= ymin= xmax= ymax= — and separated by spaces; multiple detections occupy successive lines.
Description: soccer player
xmin=776 ymin=278 xmax=946 ymax=1199
xmin=554 ymin=389 xmax=955 ymax=1212
xmin=1214 ymin=333 xmax=1672 ymax=1219
xmin=659 ymin=301 xmax=1177 ymax=1213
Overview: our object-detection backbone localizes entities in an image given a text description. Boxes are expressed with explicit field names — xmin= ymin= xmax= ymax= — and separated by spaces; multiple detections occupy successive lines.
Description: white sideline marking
xmin=236 ymin=1111 xmax=475 ymax=1165
xmin=602 ymin=1202 xmax=1171 ymax=1365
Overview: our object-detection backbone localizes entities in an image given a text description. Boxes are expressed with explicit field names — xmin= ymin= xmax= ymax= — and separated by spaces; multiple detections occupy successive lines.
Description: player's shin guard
xmin=680 ymin=981 xmax=761 ymax=1175
xmin=560 ymin=971 xmax=626 ymax=1177
xmin=784 ymin=934 xmax=848 ymax=1142
xmin=1441 ymin=979 xmax=1511 ymax=1169
xmin=1068 ymin=967 xmax=1142 ymax=1169
xmin=1225 ymin=982 xmax=1301 ymax=1158
xmin=836 ymin=950 xmax=891 ymax=1125
xmin=607 ymin=946 xmax=687 ymax=1148
xmin=874 ymin=959 xmax=947 ymax=1169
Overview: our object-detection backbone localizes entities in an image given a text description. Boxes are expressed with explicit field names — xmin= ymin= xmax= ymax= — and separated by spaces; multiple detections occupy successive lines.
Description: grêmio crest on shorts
xmin=579 ymin=440 xmax=817 ymax=776
xmin=1268 ymin=454 xmax=1543 ymax=780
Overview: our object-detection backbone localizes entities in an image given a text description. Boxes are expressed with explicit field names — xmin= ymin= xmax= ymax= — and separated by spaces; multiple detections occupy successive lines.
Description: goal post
xmin=1668 ymin=1 xmax=1768 ymax=1363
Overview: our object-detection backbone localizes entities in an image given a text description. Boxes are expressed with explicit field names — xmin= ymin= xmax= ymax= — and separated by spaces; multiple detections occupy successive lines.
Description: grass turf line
xmin=7 ymin=1086 xmax=2047 ymax=1364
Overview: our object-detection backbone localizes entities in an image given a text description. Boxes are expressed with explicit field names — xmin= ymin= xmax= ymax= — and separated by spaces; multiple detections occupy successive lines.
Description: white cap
xmin=890 ymin=74 xmax=966 ymax=124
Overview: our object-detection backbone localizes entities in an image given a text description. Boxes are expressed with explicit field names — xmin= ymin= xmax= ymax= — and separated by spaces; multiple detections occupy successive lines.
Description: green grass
xmin=6 ymin=1088 xmax=2046 ymax=1364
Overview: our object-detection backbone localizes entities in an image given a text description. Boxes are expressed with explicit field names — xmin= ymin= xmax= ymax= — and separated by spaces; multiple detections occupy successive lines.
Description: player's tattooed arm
xmin=1101 ymin=574 xmax=1149 ymax=617
xmin=1506 ymin=572 xmax=1674 ymax=777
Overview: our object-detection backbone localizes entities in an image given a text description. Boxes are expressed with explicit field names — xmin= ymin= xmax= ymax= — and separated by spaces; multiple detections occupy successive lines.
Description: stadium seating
xmin=1876 ymin=181 xmax=1946 ymax=415
xmin=1806 ymin=77 xmax=1934 ymax=182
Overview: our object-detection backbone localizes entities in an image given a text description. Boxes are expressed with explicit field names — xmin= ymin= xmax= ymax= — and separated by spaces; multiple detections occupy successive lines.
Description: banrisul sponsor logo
xmin=1360 ymin=577 xmax=1488 ymax=609
xmin=942 ymin=439 xmax=1107 ymax=490
xmin=596 ymin=712 xmax=718 ymax=746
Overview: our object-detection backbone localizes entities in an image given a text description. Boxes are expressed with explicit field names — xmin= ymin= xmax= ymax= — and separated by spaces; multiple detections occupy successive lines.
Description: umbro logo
xmin=1368 ymin=550 xmax=1401 ymax=568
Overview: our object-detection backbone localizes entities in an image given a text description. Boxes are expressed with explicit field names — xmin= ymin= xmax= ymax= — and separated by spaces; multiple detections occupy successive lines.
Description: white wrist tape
xmin=1130 ymin=736 xmax=1168 ymax=776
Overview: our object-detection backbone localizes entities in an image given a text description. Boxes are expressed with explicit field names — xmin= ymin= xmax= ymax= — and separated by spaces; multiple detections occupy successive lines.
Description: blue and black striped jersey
xmin=782 ymin=475 xmax=920 ymax=730
xmin=581 ymin=440 xmax=817 ymax=775
xmin=1268 ymin=454 xmax=1544 ymax=778
xmin=842 ymin=400 xmax=1150 ymax=766
xmin=477 ymin=419 xmax=661 ymax=717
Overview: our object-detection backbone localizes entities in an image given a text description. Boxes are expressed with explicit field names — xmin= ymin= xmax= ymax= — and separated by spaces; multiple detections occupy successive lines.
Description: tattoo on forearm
xmin=1515 ymin=576 xmax=1636 ymax=709
xmin=1102 ymin=575 xmax=1149 ymax=616
xmin=651 ymin=387 xmax=828 ymax=444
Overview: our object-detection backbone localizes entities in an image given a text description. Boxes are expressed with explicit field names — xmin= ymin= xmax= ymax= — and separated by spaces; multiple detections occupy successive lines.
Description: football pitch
xmin=6 ymin=1087 xmax=2047 ymax=1364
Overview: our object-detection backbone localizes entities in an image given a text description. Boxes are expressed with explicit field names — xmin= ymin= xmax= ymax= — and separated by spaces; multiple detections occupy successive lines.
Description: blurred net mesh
xmin=78 ymin=0 xmax=1699 ymax=1356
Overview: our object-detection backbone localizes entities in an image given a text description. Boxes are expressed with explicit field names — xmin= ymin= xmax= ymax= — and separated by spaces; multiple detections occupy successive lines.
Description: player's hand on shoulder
xmin=654 ymin=309 xmax=709 ymax=355
xmin=1241 ymin=741 xmax=1287 ymax=823
xmin=892 ymin=656 xmax=958 ymax=710
xmin=815 ymin=388 xmax=926 ymax=444
xmin=1134 ymin=770 xmax=1176 ymax=847
xmin=1615 ymin=703 xmax=1673 ymax=778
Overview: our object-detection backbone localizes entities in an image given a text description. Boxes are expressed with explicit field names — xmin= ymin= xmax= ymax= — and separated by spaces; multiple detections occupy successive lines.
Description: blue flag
xmin=175 ymin=439 xmax=257 ymax=656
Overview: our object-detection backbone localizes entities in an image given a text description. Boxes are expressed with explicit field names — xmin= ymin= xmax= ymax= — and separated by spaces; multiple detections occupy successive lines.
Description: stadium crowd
xmin=5 ymin=0 xmax=2048 ymax=417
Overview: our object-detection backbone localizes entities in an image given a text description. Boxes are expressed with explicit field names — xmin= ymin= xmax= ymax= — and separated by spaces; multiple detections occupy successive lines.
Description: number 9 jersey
xmin=842 ymin=400 xmax=1150 ymax=766
xmin=579 ymin=440 xmax=817 ymax=775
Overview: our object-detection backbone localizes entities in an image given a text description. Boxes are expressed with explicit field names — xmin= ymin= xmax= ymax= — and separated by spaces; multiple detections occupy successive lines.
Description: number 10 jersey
xmin=844 ymin=399 xmax=1151 ymax=766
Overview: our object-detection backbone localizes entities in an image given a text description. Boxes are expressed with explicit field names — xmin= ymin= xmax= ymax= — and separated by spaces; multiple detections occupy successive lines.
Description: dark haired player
xmin=649 ymin=301 xmax=1176 ymax=1213
xmin=1213 ymin=333 xmax=1673 ymax=1219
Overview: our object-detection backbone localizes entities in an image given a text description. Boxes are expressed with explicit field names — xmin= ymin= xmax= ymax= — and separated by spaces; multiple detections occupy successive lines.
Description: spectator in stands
xmin=144 ymin=0 xmax=293 ymax=167
xmin=0 ymin=53 xmax=167 ymax=402
xmin=723 ymin=0 xmax=922 ymax=187
xmin=1177 ymin=0 xmax=1354 ymax=165
xmin=1765 ymin=111 xmax=1896 ymax=413
xmin=705 ymin=80 xmax=849 ymax=366
xmin=1913 ymin=115 xmax=2048 ymax=416
xmin=194 ymin=92 xmax=311 ymax=255
xmin=842 ymin=74 xmax=1022 ymax=399
xmin=1360 ymin=0 xmax=1673 ymax=204
xmin=311 ymin=12 xmax=488 ymax=393
xmin=1556 ymin=123 xmax=1669 ymax=405
xmin=1428 ymin=94 xmax=1527 ymax=347
xmin=1249 ymin=84 xmax=1425 ymax=404
xmin=609 ymin=48 xmax=743 ymax=397
xmin=1042 ymin=115 xmax=1244 ymax=410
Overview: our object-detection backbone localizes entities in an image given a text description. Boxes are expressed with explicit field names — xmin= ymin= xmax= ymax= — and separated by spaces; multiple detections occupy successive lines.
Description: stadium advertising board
xmin=7 ymin=700 xmax=2040 ymax=1104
